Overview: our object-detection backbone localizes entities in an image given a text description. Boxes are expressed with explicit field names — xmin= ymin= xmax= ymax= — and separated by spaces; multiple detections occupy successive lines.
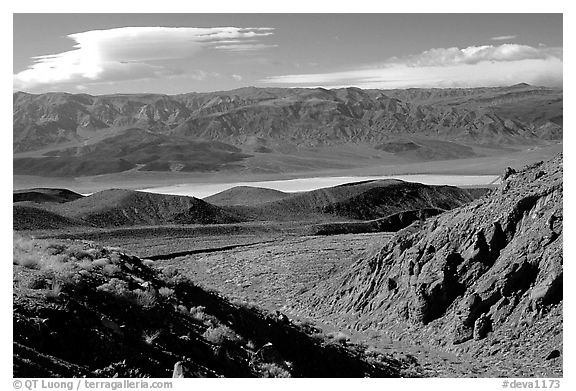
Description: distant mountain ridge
xmin=13 ymin=85 xmax=562 ymax=177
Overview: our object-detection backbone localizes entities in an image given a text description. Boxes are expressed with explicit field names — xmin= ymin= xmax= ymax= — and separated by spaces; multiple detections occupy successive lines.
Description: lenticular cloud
xmin=14 ymin=26 xmax=275 ymax=91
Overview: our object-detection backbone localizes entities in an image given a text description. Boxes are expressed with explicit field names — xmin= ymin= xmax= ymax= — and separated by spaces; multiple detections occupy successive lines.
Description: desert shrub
xmin=25 ymin=273 xmax=53 ymax=290
xmin=85 ymin=248 xmax=104 ymax=259
xmin=45 ymin=282 xmax=62 ymax=301
xmin=96 ymin=278 xmax=131 ymax=297
xmin=327 ymin=331 xmax=350 ymax=344
xmin=102 ymin=264 xmax=121 ymax=276
xmin=77 ymin=259 xmax=95 ymax=271
xmin=189 ymin=305 xmax=206 ymax=320
xmin=143 ymin=330 xmax=161 ymax=345
xmin=14 ymin=253 xmax=40 ymax=269
xmin=161 ymin=267 xmax=188 ymax=287
xmin=142 ymin=259 xmax=155 ymax=268
xmin=161 ymin=266 xmax=180 ymax=279
xmin=108 ymin=252 xmax=121 ymax=264
xmin=257 ymin=363 xmax=291 ymax=378
xmin=132 ymin=289 xmax=158 ymax=309
xmin=189 ymin=306 xmax=219 ymax=325
xmin=176 ymin=304 xmax=189 ymax=314
xmin=92 ymin=258 xmax=110 ymax=268
xmin=45 ymin=242 xmax=66 ymax=255
xmin=40 ymin=254 xmax=73 ymax=273
xmin=203 ymin=324 xmax=242 ymax=345
xmin=13 ymin=234 xmax=42 ymax=268
xmin=63 ymin=244 xmax=93 ymax=261
xmin=158 ymin=287 xmax=175 ymax=298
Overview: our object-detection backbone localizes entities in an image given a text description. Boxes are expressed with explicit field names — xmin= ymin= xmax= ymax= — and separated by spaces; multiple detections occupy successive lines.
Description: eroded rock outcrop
xmin=307 ymin=154 xmax=562 ymax=375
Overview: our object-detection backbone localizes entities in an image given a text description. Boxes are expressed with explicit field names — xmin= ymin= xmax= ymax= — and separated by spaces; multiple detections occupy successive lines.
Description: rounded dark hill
xmin=13 ymin=188 xmax=84 ymax=204
xmin=52 ymin=189 xmax=248 ymax=227
xmin=13 ymin=204 xmax=85 ymax=230
xmin=305 ymin=154 xmax=563 ymax=376
xmin=235 ymin=179 xmax=480 ymax=221
xmin=204 ymin=186 xmax=291 ymax=206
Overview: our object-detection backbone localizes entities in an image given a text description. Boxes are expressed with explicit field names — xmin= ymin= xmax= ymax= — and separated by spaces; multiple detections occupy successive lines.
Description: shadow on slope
xmin=13 ymin=188 xmax=84 ymax=204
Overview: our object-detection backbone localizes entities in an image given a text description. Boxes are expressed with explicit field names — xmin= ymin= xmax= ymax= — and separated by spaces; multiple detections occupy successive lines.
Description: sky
xmin=13 ymin=14 xmax=563 ymax=94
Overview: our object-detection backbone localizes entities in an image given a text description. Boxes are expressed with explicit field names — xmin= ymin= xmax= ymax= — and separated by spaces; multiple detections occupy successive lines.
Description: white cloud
xmin=491 ymin=35 xmax=517 ymax=41
xmin=14 ymin=26 xmax=274 ymax=91
xmin=389 ymin=44 xmax=561 ymax=67
xmin=262 ymin=44 xmax=563 ymax=89
xmin=232 ymin=74 xmax=243 ymax=81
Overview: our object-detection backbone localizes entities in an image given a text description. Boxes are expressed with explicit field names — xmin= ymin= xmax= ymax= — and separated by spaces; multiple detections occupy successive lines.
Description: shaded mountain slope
xmin=237 ymin=180 xmax=483 ymax=221
xmin=304 ymin=154 xmax=562 ymax=376
xmin=14 ymin=128 xmax=251 ymax=177
xmin=203 ymin=186 xmax=291 ymax=206
xmin=13 ymin=188 xmax=84 ymax=204
xmin=50 ymin=189 xmax=247 ymax=227
xmin=13 ymin=205 xmax=85 ymax=230
xmin=13 ymin=234 xmax=402 ymax=377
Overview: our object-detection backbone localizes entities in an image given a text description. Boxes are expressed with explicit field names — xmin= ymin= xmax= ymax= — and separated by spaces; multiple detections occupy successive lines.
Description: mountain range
xmin=13 ymin=84 xmax=562 ymax=177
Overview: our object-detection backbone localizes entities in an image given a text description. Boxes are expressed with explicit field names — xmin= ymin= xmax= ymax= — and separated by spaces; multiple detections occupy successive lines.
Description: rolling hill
xmin=14 ymin=180 xmax=486 ymax=230
xmin=13 ymin=189 xmax=247 ymax=229
xmin=204 ymin=186 xmax=291 ymax=206
xmin=232 ymin=179 xmax=486 ymax=221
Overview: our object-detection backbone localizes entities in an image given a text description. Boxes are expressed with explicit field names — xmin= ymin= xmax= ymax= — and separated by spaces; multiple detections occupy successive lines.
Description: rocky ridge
xmin=304 ymin=154 xmax=563 ymax=376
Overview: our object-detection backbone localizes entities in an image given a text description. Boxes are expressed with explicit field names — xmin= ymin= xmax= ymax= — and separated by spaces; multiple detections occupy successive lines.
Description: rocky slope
xmin=13 ymin=85 xmax=562 ymax=176
xmin=304 ymin=154 xmax=563 ymax=376
xmin=13 ymin=234 xmax=403 ymax=377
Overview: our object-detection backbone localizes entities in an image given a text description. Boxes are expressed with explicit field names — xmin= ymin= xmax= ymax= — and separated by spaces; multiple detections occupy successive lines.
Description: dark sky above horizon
xmin=13 ymin=14 xmax=563 ymax=94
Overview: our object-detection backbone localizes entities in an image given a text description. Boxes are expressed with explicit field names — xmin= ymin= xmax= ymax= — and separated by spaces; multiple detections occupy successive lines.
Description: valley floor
xmin=13 ymin=143 xmax=561 ymax=194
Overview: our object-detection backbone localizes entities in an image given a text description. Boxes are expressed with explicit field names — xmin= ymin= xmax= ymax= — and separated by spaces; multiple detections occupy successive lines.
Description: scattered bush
xmin=25 ymin=273 xmax=53 ymax=290
xmin=327 ymin=331 xmax=350 ymax=344
xmin=96 ymin=278 xmax=131 ymax=297
xmin=45 ymin=282 xmax=62 ymax=301
xmin=102 ymin=264 xmax=121 ymax=276
xmin=142 ymin=259 xmax=155 ymax=268
xmin=133 ymin=289 xmax=158 ymax=309
xmin=92 ymin=258 xmax=110 ymax=268
xmin=77 ymin=259 xmax=95 ymax=271
xmin=257 ymin=363 xmax=291 ymax=378
xmin=203 ymin=325 xmax=242 ymax=345
xmin=14 ymin=254 xmax=40 ymax=269
xmin=158 ymin=287 xmax=175 ymax=298
xmin=143 ymin=330 xmax=161 ymax=345
xmin=189 ymin=306 xmax=206 ymax=321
